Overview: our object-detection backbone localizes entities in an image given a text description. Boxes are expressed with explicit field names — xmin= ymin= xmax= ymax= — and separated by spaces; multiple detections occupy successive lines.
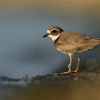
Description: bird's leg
xmin=68 ymin=54 xmax=73 ymax=72
xmin=61 ymin=54 xmax=73 ymax=75
xmin=54 ymin=54 xmax=73 ymax=75
xmin=73 ymin=54 xmax=81 ymax=73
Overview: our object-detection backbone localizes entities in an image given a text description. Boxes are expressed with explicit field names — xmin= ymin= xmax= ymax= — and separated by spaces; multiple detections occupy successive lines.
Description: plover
xmin=43 ymin=26 xmax=100 ymax=74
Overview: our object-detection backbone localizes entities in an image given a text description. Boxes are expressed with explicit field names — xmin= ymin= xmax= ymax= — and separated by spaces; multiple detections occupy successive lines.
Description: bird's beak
xmin=43 ymin=33 xmax=49 ymax=38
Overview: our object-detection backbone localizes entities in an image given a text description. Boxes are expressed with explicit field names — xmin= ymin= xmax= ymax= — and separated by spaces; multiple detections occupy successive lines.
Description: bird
xmin=43 ymin=26 xmax=100 ymax=74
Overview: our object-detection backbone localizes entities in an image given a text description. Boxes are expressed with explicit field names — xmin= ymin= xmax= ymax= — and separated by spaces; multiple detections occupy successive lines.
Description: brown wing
xmin=59 ymin=31 xmax=92 ymax=44
xmin=55 ymin=31 xmax=97 ymax=54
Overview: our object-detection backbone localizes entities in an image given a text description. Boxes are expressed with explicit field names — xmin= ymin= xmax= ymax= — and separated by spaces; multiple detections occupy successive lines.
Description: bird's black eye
xmin=52 ymin=30 xmax=57 ymax=33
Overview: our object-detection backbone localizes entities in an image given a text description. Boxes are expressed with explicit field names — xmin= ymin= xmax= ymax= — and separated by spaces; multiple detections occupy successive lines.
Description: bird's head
xmin=43 ymin=26 xmax=63 ymax=41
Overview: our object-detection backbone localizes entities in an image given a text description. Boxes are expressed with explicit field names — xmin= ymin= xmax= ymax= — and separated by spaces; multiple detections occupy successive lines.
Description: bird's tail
xmin=93 ymin=38 xmax=100 ymax=44
xmin=97 ymin=38 xmax=100 ymax=43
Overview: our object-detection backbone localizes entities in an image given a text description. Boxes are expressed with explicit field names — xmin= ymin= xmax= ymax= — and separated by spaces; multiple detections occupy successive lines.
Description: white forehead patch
xmin=47 ymin=30 xmax=50 ymax=33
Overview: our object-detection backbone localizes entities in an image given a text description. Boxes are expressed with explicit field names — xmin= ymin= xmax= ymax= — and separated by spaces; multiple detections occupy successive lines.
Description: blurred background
xmin=0 ymin=0 xmax=100 ymax=78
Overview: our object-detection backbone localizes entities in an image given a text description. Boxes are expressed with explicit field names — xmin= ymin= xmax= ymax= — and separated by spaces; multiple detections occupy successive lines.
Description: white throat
xmin=48 ymin=34 xmax=60 ymax=41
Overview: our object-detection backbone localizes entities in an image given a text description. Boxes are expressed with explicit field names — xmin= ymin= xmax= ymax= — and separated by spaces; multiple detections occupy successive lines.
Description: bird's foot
xmin=54 ymin=71 xmax=71 ymax=76
xmin=71 ymin=70 xmax=78 ymax=73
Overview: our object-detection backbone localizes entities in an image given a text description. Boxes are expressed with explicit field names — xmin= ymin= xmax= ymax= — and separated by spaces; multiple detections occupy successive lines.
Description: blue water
xmin=0 ymin=11 xmax=100 ymax=78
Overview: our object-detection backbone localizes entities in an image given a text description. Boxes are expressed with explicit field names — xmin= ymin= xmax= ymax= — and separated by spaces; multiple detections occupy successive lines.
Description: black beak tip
xmin=43 ymin=35 xmax=45 ymax=38
xmin=43 ymin=34 xmax=47 ymax=38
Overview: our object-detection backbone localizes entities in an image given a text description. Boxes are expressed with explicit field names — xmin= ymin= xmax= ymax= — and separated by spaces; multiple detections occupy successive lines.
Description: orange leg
xmin=61 ymin=54 xmax=73 ymax=74
xmin=74 ymin=54 xmax=81 ymax=73
xmin=54 ymin=54 xmax=73 ymax=75
xmin=68 ymin=54 xmax=73 ymax=73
